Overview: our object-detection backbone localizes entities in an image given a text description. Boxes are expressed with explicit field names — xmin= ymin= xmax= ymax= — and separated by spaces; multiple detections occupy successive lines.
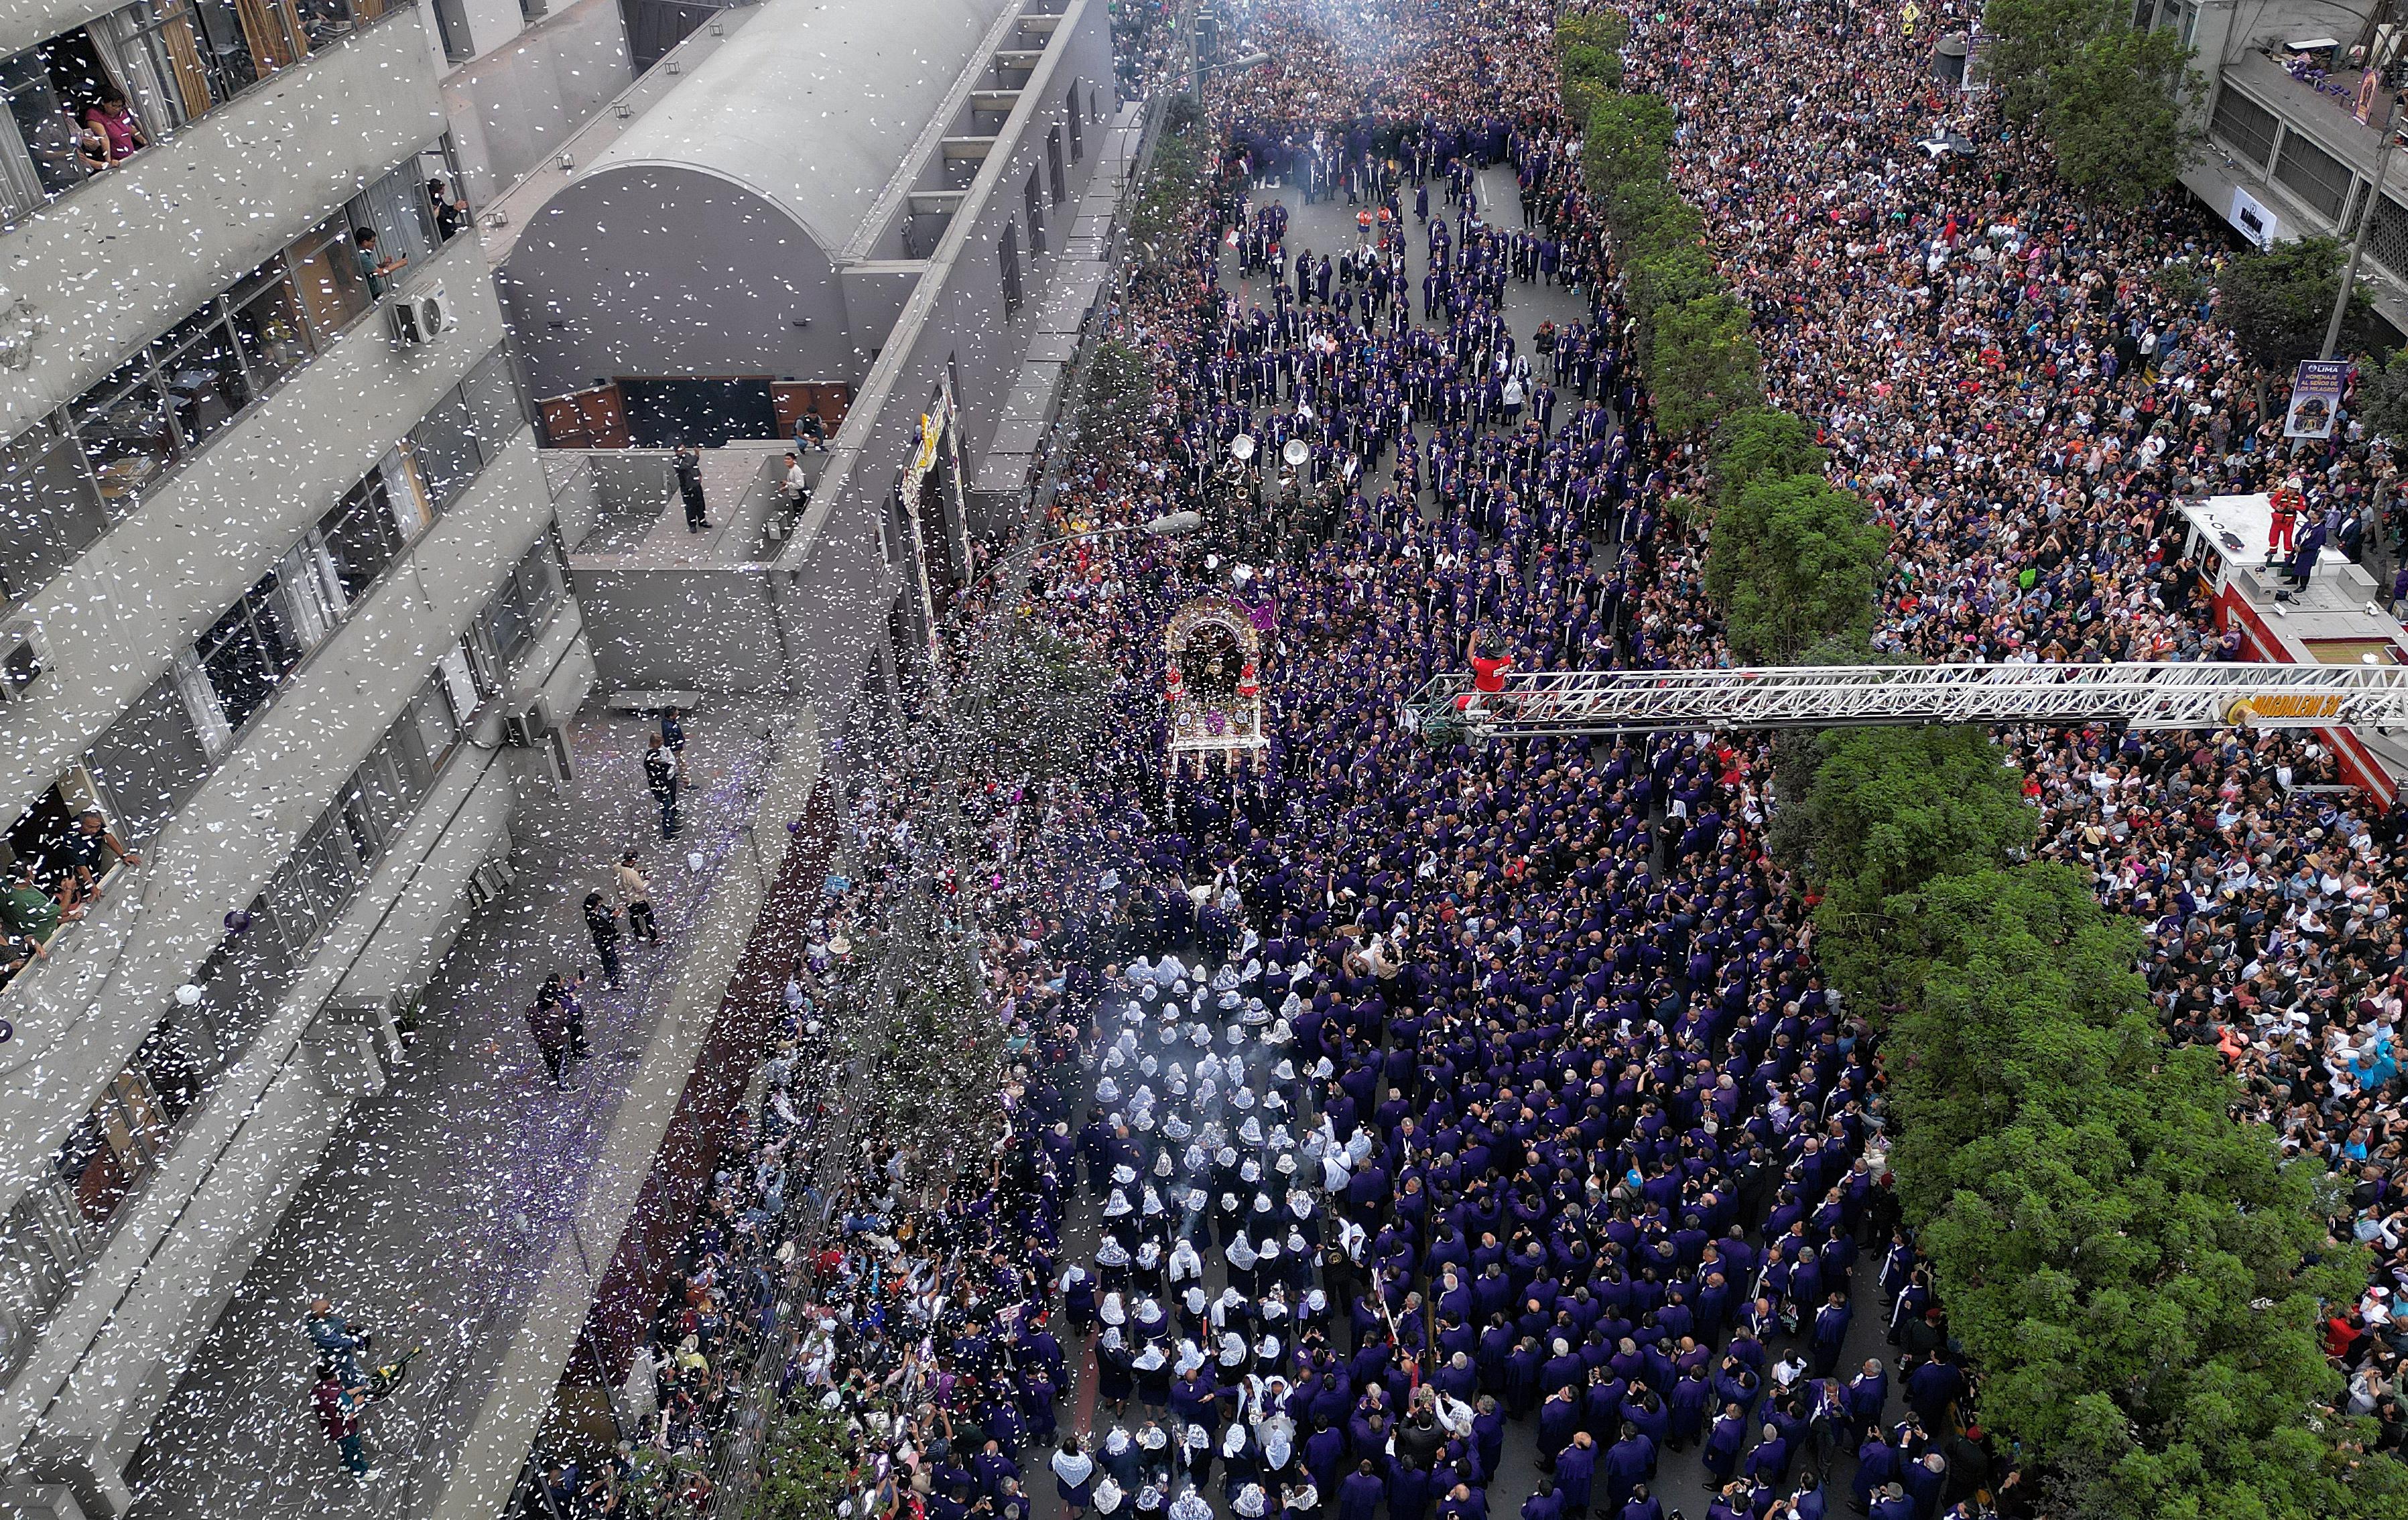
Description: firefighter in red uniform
xmin=1458 ymin=635 xmax=1515 ymax=718
xmin=2269 ymin=477 xmax=2306 ymax=560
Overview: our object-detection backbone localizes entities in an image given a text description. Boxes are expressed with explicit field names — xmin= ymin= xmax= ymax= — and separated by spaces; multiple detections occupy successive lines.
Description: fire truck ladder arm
xmin=1403 ymin=662 xmax=2408 ymax=741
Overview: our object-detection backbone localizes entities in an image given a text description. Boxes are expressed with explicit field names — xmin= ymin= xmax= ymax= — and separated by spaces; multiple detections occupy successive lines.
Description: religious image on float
xmin=1163 ymin=595 xmax=1269 ymax=773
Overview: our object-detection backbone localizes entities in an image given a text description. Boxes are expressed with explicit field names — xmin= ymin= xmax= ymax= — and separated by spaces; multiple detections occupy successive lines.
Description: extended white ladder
xmin=1403 ymin=662 xmax=2408 ymax=740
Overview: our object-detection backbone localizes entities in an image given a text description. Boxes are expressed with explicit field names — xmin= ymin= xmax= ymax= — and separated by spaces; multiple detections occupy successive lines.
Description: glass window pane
xmin=197 ymin=576 xmax=302 ymax=730
xmin=68 ymin=359 xmax=179 ymax=513
xmin=198 ymin=611 xmax=273 ymax=729
xmin=85 ymin=672 xmax=210 ymax=845
xmin=485 ymin=576 xmax=529 ymax=663
xmin=521 ymin=539 xmax=562 ymax=619
xmin=287 ymin=214 xmax=371 ymax=338
xmin=318 ymin=475 xmax=402 ymax=603
xmin=263 ymin=860 xmax=318 ymax=950
xmin=0 ymin=424 xmax=107 ymax=605
xmin=295 ymin=0 xmax=358 ymax=52
xmin=0 ymin=52 xmax=88 ymax=199
xmin=151 ymin=309 xmax=251 ymax=448
xmin=411 ymin=391 xmax=479 ymax=507
xmin=407 ymin=681 xmax=457 ymax=764
xmin=337 ymin=779 xmax=379 ymax=866
xmin=229 ymin=263 xmax=310 ymax=389
xmin=184 ymin=0 xmax=259 ymax=99
xmin=359 ymin=163 xmax=436 ymax=273
xmin=379 ymin=444 xmax=432 ymax=537
xmin=359 ymin=741 xmax=412 ymax=837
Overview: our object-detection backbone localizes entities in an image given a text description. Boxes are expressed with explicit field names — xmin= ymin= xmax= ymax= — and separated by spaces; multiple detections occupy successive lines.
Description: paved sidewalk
xmin=129 ymin=697 xmax=791 ymax=1520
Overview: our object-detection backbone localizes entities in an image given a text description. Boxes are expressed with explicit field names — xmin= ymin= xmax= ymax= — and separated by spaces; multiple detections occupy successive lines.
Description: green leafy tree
xmin=1702 ymin=471 xmax=1881 ymax=659
xmin=2215 ymin=235 xmax=2374 ymax=375
xmin=1581 ymin=93 xmax=1675 ymax=199
xmin=1610 ymin=182 xmax=1704 ymax=262
xmin=1130 ymin=119 xmax=1207 ymax=267
xmin=2357 ymin=347 xmax=2408 ymax=440
xmin=1790 ymin=724 xmax=2036 ymax=998
xmin=753 ymin=1399 xmax=857 ymax=1519
xmin=2041 ymin=23 xmax=2200 ymax=204
xmin=1880 ymin=865 xmax=2408 ymax=1520
xmin=1647 ymin=294 xmax=1763 ymax=437
xmin=970 ymin=622 xmax=1115 ymax=783
xmin=1555 ymin=9 xmax=1630 ymax=52
xmin=1710 ymin=407 xmax=1826 ymax=507
xmin=1563 ymin=74 xmax=1611 ymax=129
xmin=1625 ymin=243 xmax=1724 ymax=329
xmin=1983 ymin=0 xmax=2115 ymax=122
xmin=1559 ymin=41 xmax=1621 ymax=90
xmin=1077 ymin=338 xmax=1156 ymax=452
xmin=1982 ymin=0 xmax=2198 ymax=199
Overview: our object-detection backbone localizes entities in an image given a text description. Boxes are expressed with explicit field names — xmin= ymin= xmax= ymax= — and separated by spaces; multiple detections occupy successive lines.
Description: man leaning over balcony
xmin=58 ymin=809 xmax=139 ymax=916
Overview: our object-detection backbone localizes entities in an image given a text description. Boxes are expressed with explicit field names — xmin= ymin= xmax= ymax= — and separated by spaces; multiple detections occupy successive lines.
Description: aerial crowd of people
xmin=512 ymin=0 xmax=2408 ymax=1515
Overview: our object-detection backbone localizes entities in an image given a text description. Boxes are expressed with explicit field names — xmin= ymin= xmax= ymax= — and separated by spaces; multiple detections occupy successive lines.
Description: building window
xmin=195 ymin=566 xmax=314 ymax=730
xmin=68 ymin=358 xmax=181 ymax=515
xmin=2368 ymin=193 xmax=2408 ymax=283
xmin=182 ymin=0 xmax=263 ymax=101
xmin=1048 ymin=126 xmax=1066 ymax=202
xmin=2209 ymin=88 xmax=2277 ymax=170
xmin=149 ymin=302 xmax=255 ymax=450
xmin=2275 ymin=129 xmax=2353 ymax=222
xmin=1001 ymin=220 xmax=1023 ymax=315
xmin=0 ymin=48 xmax=92 ymax=201
xmin=1026 ymin=170 xmax=1046 ymax=255
xmin=0 ymin=139 xmax=481 ymax=613
xmin=2163 ymin=0 xmax=2198 ymax=48
xmin=314 ymin=451 xmax=420 ymax=603
xmin=52 ymin=1066 xmax=172 ymax=1225
xmin=0 ymin=0 xmax=393 ymax=227
xmin=430 ymin=0 xmax=474 ymax=62
xmin=228 ymin=259 xmax=312 ymax=391
xmin=0 ymin=424 xmax=109 ymax=607
xmin=86 ymin=671 xmax=212 ymax=845
xmin=1066 ymin=86 xmax=1082 ymax=162
xmin=476 ymin=535 xmax=566 ymax=666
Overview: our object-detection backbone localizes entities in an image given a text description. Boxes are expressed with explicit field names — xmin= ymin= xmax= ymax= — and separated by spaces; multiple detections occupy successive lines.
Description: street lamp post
xmin=2326 ymin=83 xmax=2400 ymax=359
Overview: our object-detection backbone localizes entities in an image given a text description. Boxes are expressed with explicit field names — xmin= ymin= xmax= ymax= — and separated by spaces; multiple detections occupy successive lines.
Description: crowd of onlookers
xmin=522 ymin=0 xmax=2408 ymax=1513
xmin=1608 ymin=0 xmax=2407 ymax=1447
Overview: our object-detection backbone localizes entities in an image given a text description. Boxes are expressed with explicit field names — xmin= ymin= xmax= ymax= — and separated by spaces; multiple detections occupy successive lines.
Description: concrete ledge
xmin=606 ymin=690 xmax=703 ymax=715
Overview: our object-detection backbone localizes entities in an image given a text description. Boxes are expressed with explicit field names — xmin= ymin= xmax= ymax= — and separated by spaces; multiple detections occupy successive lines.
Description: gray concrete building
xmin=426 ymin=0 xmax=635 ymax=205
xmin=0 ymin=5 xmax=596 ymax=1514
xmin=0 ymin=0 xmax=1149 ymax=1512
xmin=494 ymin=0 xmax=1131 ymax=710
xmin=2173 ymin=1 xmax=2408 ymax=331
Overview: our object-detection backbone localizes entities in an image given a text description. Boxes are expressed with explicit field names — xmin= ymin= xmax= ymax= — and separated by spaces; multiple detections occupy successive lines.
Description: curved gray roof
xmin=587 ymin=0 xmax=1013 ymax=252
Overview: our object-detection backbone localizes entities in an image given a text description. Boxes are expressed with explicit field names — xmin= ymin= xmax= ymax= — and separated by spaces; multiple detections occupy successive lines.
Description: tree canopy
xmin=1981 ymin=0 xmax=2200 ymax=202
xmin=1702 ymin=470 xmax=1883 ymax=662
xmin=2214 ymin=235 xmax=2375 ymax=373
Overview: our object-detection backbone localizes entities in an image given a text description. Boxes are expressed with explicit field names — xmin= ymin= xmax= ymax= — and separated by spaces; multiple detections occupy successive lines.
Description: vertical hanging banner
xmin=2284 ymin=359 xmax=2348 ymax=439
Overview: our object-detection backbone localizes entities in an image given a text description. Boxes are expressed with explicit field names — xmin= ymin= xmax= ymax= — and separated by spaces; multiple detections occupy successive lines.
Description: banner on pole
xmin=2285 ymin=359 xmax=2349 ymax=439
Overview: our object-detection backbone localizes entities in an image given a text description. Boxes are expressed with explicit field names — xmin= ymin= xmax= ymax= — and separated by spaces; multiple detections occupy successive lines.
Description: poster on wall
xmin=2229 ymin=185 xmax=2281 ymax=249
xmin=2285 ymin=359 xmax=2349 ymax=439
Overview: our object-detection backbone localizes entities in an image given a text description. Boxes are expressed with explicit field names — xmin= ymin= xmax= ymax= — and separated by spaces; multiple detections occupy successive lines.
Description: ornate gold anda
xmin=1163 ymin=595 xmax=1268 ymax=771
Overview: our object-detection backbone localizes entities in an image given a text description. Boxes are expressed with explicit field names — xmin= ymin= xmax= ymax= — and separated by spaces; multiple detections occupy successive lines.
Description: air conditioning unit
xmin=464 ymin=856 xmax=516 ymax=911
xmin=503 ymin=695 xmax=574 ymax=786
xmin=391 ymin=286 xmax=456 ymax=345
xmin=0 ymin=619 xmax=49 ymax=700
xmin=324 ymin=993 xmax=406 ymax=1065
xmin=501 ymin=696 xmax=553 ymax=748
